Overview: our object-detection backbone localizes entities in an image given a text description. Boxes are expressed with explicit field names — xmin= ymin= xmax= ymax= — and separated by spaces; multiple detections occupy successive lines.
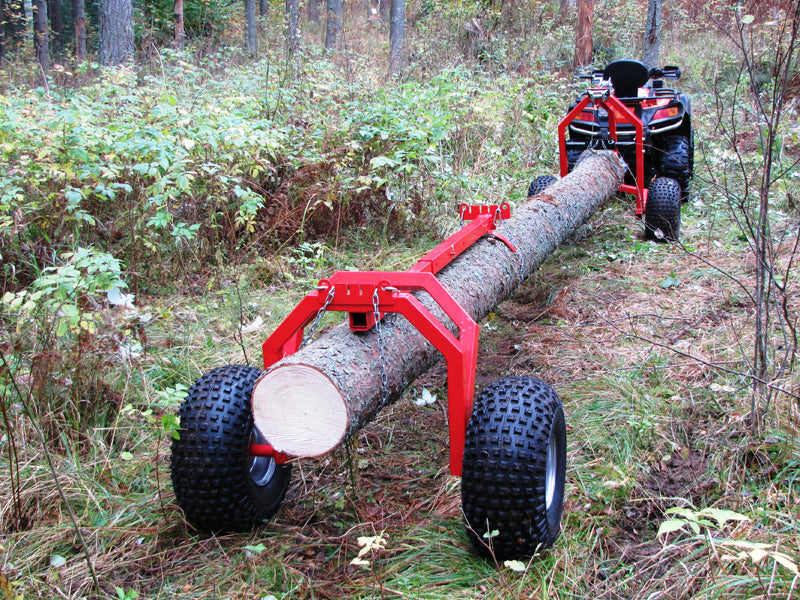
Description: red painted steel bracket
xmin=558 ymin=90 xmax=648 ymax=215
xmin=253 ymin=204 xmax=514 ymax=476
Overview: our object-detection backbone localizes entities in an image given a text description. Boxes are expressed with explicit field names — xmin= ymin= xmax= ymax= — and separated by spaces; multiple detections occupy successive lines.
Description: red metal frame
xmin=558 ymin=90 xmax=648 ymax=215
xmin=251 ymin=204 xmax=515 ymax=477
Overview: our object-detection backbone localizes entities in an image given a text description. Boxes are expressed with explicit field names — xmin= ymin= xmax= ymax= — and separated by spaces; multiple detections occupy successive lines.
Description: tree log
xmin=253 ymin=150 xmax=625 ymax=457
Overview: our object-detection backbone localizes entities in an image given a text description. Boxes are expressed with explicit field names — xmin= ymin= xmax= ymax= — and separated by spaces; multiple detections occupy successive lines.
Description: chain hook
xmin=493 ymin=205 xmax=503 ymax=227
xmin=372 ymin=287 xmax=390 ymax=407
xmin=300 ymin=285 xmax=335 ymax=349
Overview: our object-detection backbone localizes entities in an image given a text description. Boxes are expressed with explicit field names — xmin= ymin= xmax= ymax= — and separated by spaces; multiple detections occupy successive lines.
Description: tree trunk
xmin=308 ymin=0 xmax=320 ymax=23
xmin=99 ymin=0 xmax=133 ymax=66
xmin=32 ymin=0 xmax=47 ymax=71
xmin=0 ymin=0 xmax=5 ymax=60
xmin=573 ymin=0 xmax=593 ymax=68
xmin=558 ymin=0 xmax=572 ymax=22
xmin=259 ymin=0 xmax=269 ymax=16
xmin=285 ymin=0 xmax=299 ymax=52
xmin=324 ymin=0 xmax=342 ymax=50
xmin=253 ymin=151 xmax=626 ymax=458
xmin=388 ymin=0 xmax=406 ymax=75
xmin=23 ymin=0 xmax=33 ymax=43
xmin=174 ymin=0 xmax=185 ymax=50
xmin=72 ymin=0 xmax=86 ymax=63
xmin=379 ymin=0 xmax=389 ymax=22
xmin=244 ymin=0 xmax=257 ymax=54
xmin=47 ymin=0 xmax=63 ymax=55
xmin=642 ymin=0 xmax=662 ymax=70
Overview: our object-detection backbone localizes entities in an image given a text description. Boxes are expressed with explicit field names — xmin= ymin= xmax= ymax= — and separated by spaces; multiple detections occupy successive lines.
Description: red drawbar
xmin=252 ymin=205 xmax=516 ymax=476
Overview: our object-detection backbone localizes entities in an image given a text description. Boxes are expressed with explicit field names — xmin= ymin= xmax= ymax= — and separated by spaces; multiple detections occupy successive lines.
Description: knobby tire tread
xmin=461 ymin=376 xmax=566 ymax=560
xmin=644 ymin=177 xmax=682 ymax=242
xmin=171 ymin=364 xmax=291 ymax=532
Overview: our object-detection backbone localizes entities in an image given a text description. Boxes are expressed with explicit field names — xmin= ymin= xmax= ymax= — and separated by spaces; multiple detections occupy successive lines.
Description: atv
xmin=529 ymin=59 xmax=694 ymax=241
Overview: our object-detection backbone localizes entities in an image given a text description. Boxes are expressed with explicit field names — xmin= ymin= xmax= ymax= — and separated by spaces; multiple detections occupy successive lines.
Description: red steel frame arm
xmin=256 ymin=205 xmax=516 ymax=476
xmin=558 ymin=91 xmax=648 ymax=215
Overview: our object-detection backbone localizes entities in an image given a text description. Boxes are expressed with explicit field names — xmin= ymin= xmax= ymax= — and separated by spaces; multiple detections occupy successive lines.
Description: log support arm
xmin=256 ymin=270 xmax=480 ymax=475
xmin=250 ymin=151 xmax=627 ymax=472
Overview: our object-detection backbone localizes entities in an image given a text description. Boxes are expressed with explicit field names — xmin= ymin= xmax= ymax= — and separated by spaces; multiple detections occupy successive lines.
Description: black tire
xmin=461 ymin=377 xmax=567 ymax=560
xmin=658 ymin=135 xmax=692 ymax=201
xmin=566 ymin=148 xmax=584 ymax=172
xmin=527 ymin=175 xmax=557 ymax=197
xmin=644 ymin=177 xmax=682 ymax=242
xmin=170 ymin=364 xmax=292 ymax=531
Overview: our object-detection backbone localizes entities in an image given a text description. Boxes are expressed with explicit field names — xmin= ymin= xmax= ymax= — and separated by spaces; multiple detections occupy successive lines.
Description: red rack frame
xmin=251 ymin=204 xmax=514 ymax=476
xmin=558 ymin=89 xmax=648 ymax=215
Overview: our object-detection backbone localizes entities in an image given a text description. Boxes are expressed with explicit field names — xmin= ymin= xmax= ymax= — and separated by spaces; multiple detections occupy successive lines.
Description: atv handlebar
xmin=648 ymin=65 xmax=681 ymax=80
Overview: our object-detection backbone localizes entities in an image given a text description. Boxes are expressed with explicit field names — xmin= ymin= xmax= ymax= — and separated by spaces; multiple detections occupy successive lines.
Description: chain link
xmin=372 ymin=288 xmax=390 ymax=407
xmin=300 ymin=286 xmax=335 ymax=349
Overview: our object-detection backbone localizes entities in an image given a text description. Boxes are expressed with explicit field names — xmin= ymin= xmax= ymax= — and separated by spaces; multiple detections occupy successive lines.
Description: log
xmin=252 ymin=150 xmax=626 ymax=457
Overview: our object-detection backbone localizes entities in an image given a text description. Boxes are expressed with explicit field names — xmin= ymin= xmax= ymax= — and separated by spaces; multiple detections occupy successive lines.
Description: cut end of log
xmin=252 ymin=364 xmax=349 ymax=457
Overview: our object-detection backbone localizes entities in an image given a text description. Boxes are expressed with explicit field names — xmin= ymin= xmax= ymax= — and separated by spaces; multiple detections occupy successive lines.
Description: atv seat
xmin=603 ymin=60 xmax=649 ymax=98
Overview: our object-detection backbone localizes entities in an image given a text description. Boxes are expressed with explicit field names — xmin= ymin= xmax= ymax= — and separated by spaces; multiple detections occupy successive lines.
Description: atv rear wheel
xmin=644 ymin=177 xmax=681 ymax=242
xmin=462 ymin=377 xmax=566 ymax=560
xmin=658 ymin=135 xmax=692 ymax=201
xmin=527 ymin=175 xmax=557 ymax=197
xmin=171 ymin=364 xmax=292 ymax=531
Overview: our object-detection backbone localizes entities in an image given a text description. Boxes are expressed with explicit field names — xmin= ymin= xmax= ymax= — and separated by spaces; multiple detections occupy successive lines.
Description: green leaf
xmin=50 ymin=554 xmax=67 ymax=568
xmin=660 ymin=271 xmax=680 ymax=289
xmin=243 ymin=543 xmax=267 ymax=555
xmin=370 ymin=155 xmax=400 ymax=169
xmin=698 ymin=507 xmax=750 ymax=528
xmin=657 ymin=519 xmax=689 ymax=538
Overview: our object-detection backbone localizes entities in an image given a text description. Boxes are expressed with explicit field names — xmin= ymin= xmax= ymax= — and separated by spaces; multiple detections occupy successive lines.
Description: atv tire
xmin=527 ymin=175 xmax=557 ymax=197
xmin=462 ymin=377 xmax=567 ymax=560
xmin=171 ymin=364 xmax=292 ymax=532
xmin=644 ymin=177 xmax=682 ymax=242
xmin=658 ymin=135 xmax=692 ymax=201
xmin=566 ymin=148 xmax=584 ymax=172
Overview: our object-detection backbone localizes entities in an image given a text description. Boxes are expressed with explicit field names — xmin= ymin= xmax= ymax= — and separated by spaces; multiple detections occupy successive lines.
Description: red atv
xmin=529 ymin=59 xmax=694 ymax=241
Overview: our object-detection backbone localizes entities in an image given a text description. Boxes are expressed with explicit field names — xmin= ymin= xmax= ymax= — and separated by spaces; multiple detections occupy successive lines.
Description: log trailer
xmin=171 ymin=203 xmax=567 ymax=560
xmin=170 ymin=150 xmax=627 ymax=560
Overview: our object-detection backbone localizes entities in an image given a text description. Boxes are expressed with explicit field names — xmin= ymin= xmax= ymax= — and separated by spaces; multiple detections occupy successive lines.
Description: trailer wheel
xmin=171 ymin=364 xmax=292 ymax=532
xmin=527 ymin=175 xmax=557 ymax=198
xmin=461 ymin=377 xmax=566 ymax=560
xmin=644 ymin=177 xmax=682 ymax=242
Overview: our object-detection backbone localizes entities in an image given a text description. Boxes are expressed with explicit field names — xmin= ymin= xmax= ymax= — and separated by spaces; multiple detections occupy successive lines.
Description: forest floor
xmin=12 ymin=193 xmax=793 ymax=600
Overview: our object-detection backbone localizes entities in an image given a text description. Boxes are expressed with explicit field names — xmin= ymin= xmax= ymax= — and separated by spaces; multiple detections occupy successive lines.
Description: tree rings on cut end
xmin=252 ymin=364 xmax=348 ymax=457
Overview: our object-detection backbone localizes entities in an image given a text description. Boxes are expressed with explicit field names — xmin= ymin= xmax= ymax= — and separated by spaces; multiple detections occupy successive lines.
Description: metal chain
xmin=300 ymin=286 xmax=335 ymax=349
xmin=372 ymin=288 xmax=390 ymax=407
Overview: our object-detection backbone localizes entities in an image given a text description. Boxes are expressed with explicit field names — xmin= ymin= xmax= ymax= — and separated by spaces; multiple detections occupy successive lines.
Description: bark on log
xmin=253 ymin=150 xmax=625 ymax=457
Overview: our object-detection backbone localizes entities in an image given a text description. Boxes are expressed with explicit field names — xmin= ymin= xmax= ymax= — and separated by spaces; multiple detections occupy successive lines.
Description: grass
xmin=2 ymin=2 xmax=800 ymax=599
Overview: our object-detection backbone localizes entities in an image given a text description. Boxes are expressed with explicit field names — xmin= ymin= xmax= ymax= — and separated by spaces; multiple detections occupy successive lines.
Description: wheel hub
xmin=249 ymin=429 xmax=276 ymax=487
xmin=545 ymin=432 xmax=557 ymax=510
